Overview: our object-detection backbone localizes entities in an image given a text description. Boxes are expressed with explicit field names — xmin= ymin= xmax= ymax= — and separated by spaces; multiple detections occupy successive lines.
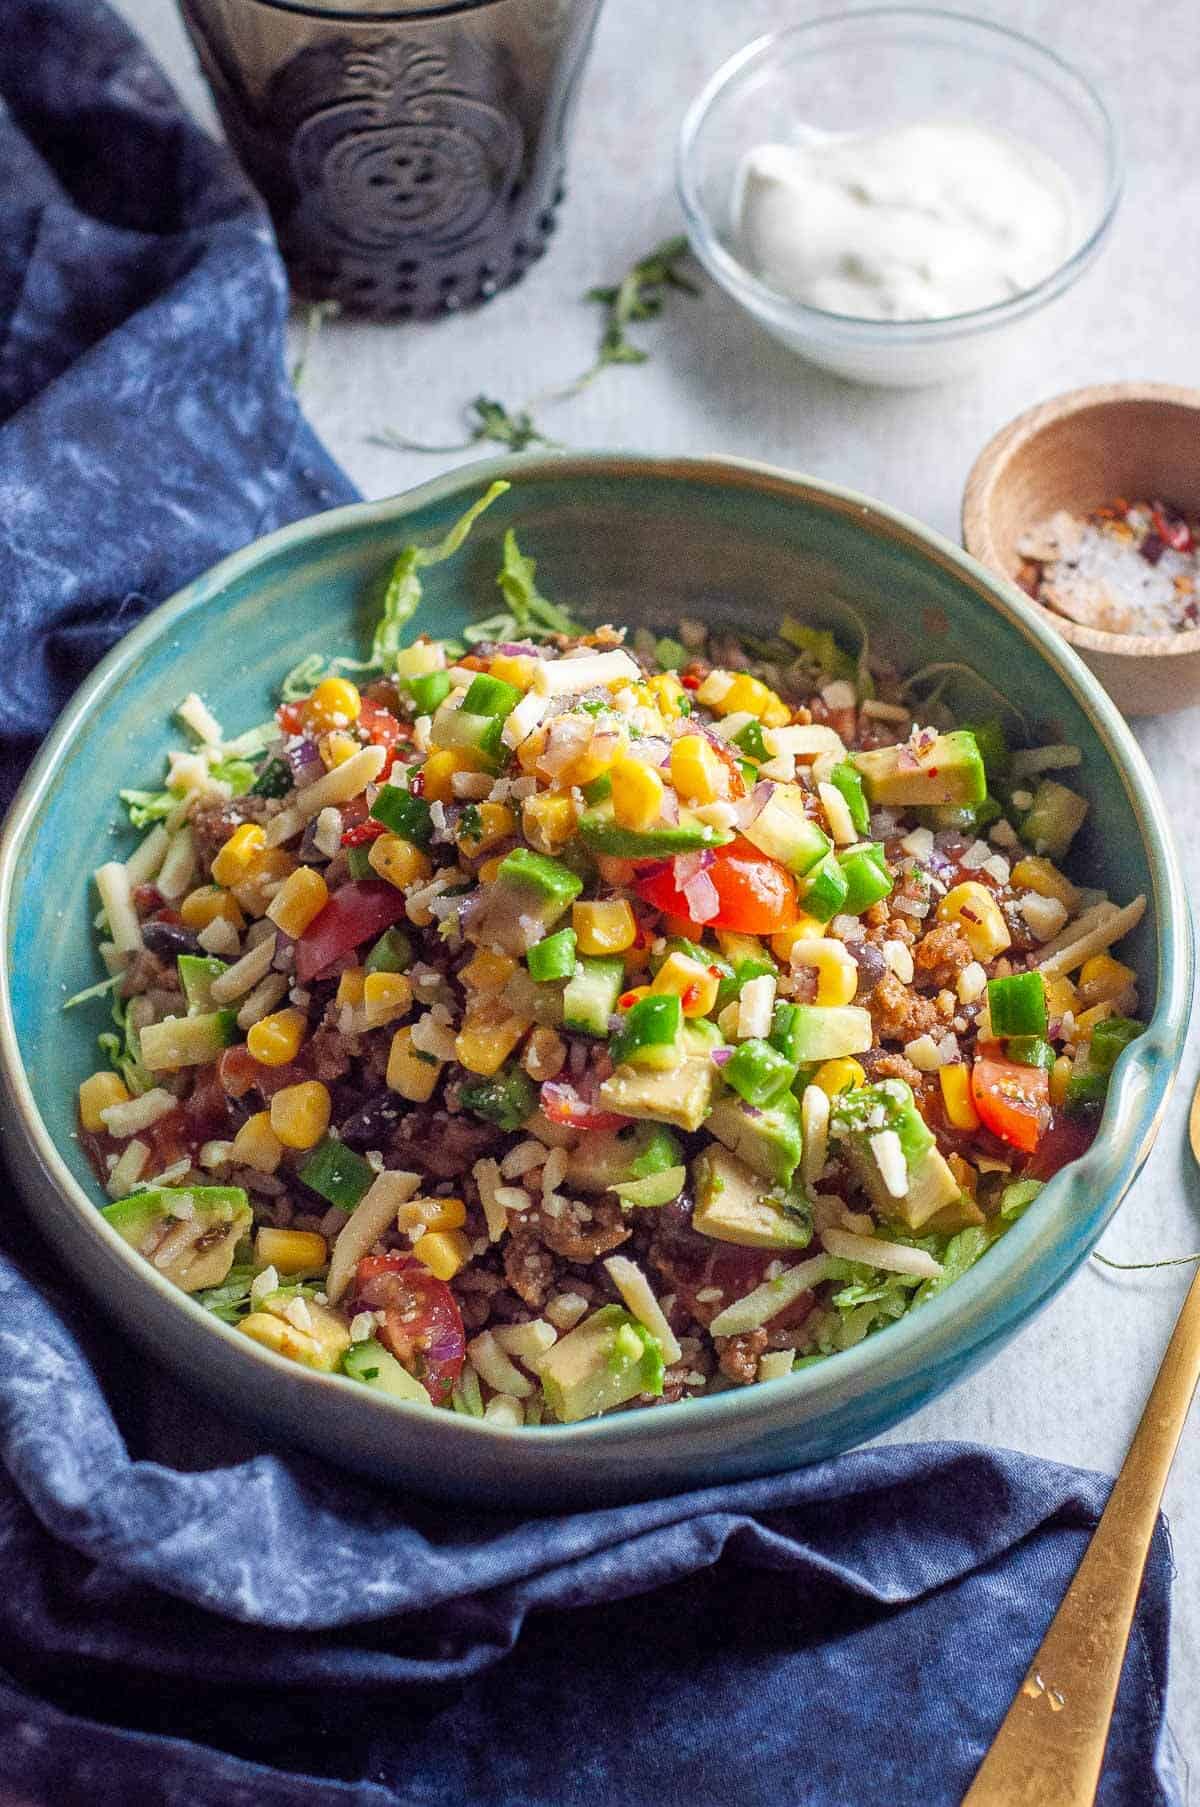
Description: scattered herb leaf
xmin=290 ymin=300 xmax=340 ymax=390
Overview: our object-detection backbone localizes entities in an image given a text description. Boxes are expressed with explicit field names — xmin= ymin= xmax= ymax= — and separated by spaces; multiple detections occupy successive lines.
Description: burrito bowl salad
xmin=72 ymin=483 xmax=1148 ymax=1425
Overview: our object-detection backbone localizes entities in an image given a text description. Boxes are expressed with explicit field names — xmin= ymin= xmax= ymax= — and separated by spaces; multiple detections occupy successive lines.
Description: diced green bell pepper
xmin=581 ymin=772 xmax=613 ymax=806
xmin=609 ymin=994 xmax=682 ymax=1069
xmin=527 ymin=927 xmax=577 ymax=982
xmin=1088 ymin=1015 xmax=1145 ymax=1074
xmin=829 ymin=761 xmax=871 ymax=835
xmin=365 ymin=926 xmax=412 ymax=973
xmin=299 ymin=1139 xmax=376 ymax=1210
xmin=987 ymin=971 xmax=1047 ymax=1037
xmin=370 ymin=783 xmax=434 ymax=845
xmin=801 ymin=851 xmax=850 ymax=921
xmin=406 ymin=670 xmax=452 ymax=714
xmin=459 ymin=1065 xmax=537 ymax=1131
xmin=463 ymin=673 xmax=522 ymax=718
xmin=723 ymin=1038 xmax=798 ymax=1107
xmin=837 ymin=843 xmax=892 ymax=915
xmin=731 ymin=719 xmax=769 ymax=762
xmin=346 ymin=846 xmax=375 ymax=880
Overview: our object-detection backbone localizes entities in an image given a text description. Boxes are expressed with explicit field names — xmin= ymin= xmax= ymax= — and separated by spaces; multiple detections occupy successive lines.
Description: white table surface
xmin=123 ymin=0 xmax=1200 ymax=1780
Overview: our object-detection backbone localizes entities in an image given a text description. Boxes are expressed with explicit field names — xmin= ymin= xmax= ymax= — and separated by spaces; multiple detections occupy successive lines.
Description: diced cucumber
xmin=777 ymin=1004 xmax=873 ymax=1063
xmin=800 ymin=851 xmax=850 ymax=921
xmin=741 ymin=787 xmax=830 ymax=878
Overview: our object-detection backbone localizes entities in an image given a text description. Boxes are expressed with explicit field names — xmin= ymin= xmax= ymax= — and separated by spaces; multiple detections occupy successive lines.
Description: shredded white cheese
xmin=820 ymin=1227 xmax=944 ymax=1279
xmin=100 ymin=1087 xmax=178 ymax=1139
xmin=869 ymin=1128 xmax=908 ymax=1199
xmin=708 ymin=1255 xmax=833 ymax=1337
xmin=603 ymin=1256 xmax=681 ymax=1365
xmin=468 ymin=1330 xmax=533 ymax=1397
xmin=737 ymin=973 xmax=777 ymax=1041
xmin=176 ymin=692 xmax=223 ymax=745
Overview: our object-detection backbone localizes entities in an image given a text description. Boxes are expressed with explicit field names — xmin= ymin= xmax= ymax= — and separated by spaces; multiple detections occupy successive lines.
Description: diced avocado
xmin=706 ymin=1094 xmax=804 ymax=1186
xmin=562 ymin=954 xmax=624 ymax=1036
xmin=577 ymin=800 xmax=731 ymax=859
xmin=473 ymin=848 xmax=583 ymax=949
xmin=829 ymin=1081 xmax=954 ymax=1228
xmin=598 ymin=1051 xmax=716 ymax=1132
xmin=918 ymin=797 xmax=1002 ymax=836
xmin=177 ymin=954 xmax=228 ymax=1013
xmin=961 ymin=718 xmax=1011 ymax=783
xmin=496 ymin=847 xmax=583 ymax=911
xmin=611 ymin=1166 xmax=687 ymax=1208
xmin=566 ymin=1123 xmax=683 ymax=1193
xmin=886 ymin=1146 xmax=961 ymax=1230
xmin=775 ymin=1004 xmax=873 ymax=1064
xmin=692 ymin=1145 xmax=812 ymax=1249
xmin=1018 ymin=779 xmax=1089 ymax=860
xmin=343 ymin=1337 xmax=431 ymax=1405
xmin=102 ymin=1186 xmax=251 ymax=1293
xmin=740 ymin=787 xmax=829 ymax=877
xmin=852 ymin=730 xmax=986 ymax=808
xmin=830 ymin=1079 xmax=935 ymax=1169
xmin=139 ymin=1009 xmax=238 ymax=1071
xmin=539 ymin=1305 xmax=664 ymax=1423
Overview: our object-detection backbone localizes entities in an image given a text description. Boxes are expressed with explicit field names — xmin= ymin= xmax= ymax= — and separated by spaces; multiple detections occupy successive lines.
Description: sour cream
xmin=735 ymin=121 xmax=1078 ymax=322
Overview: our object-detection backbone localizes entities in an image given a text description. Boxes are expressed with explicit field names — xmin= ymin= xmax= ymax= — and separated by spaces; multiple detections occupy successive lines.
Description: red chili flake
xmin=681 ymin=983 xmax=702 ymax=1012
xmin=618 ymin=990 xmax=642 ymax=1011
xmin=341 ymin=818 xmax=387 ymax=846
xmin=681 ymin=674 xmax=701 ymax=691
xmin=409 ymin=769 xmax=426 ymax=796
xmin=707 ymin=964 xmax=724 ymax=979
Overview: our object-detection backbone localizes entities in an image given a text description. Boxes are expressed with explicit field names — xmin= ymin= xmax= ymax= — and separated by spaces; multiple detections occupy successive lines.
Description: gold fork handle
xmin=963 ymin=1266 xmax=1200 ymax=1807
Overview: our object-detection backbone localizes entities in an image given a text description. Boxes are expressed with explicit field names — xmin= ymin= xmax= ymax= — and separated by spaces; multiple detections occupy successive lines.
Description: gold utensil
xmin=963 ymin=1075 xmax=1200 ymax=1806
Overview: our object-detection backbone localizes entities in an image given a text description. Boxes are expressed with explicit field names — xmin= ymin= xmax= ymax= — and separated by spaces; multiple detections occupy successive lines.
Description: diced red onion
xmin=298 ymin=819 xmax=332 ymax=863
xmin=286 ymin=737 xmax=324 ymax=788
xmin=498 ymin=642 xmax=540 ymax=656
xmin=710 ymin=1046 xmax=733 ymax=1067
xmin=673 ymin=848 xmax=715 ymax=886
xmin=737 ymin=780 xmax=775 ymax=828
xmin=271 ymin=933 xmax=297 ymax=972
xmin=659 ymin=788 xmax=679 ymax=825
xmin=682 ymin=868 xmax=720 ymax=922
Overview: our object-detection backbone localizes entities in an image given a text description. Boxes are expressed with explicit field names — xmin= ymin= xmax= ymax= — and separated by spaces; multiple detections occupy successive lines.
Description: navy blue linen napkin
xmin=0 ymin=5 xmax=1183 ymax=1803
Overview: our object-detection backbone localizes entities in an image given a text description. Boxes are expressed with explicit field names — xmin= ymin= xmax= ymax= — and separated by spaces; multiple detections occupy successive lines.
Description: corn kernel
xmin=267 ymin=865 xmax=329 ymax=938
xmin=387 ymin=1026 xmax=441 ymax=1101
xmin=477 ymin=855 xmax=507 ymax=885
xmin=368 ymin=833 xmax=432 ymax=890
xmin=412 ymin=1228 xmax=472 ymax=1281
xmin=231 ymin=847 xmax=296 ymax=918
xmin=247 ymin=1007 xmax=307 ymax=1068
xmin=255 ymin=1227 xmax=327 ymax=1275
xmin=455 ymin=1004 xmax=531 ymax=1076
xmin=460 ymin=950 xmax=517 ymax=991
xmin=79 ymin=1070 xmax=130 ymax=1133
xmin=936 ymin=881 xmax=1011 ymax=962
xmin=422 ymin=747 xmax=486 ymax=803
xmin=397 ymin=1196 xmax=468 ymax=1235
xmin=304 ymin=676 xmax=361 ymax=733
xmin=560 ymin=731 xmax=624 ymax=788
xmin=180 ymin=886 xmax=245 ymax=931
xmin=650 ymin=950 xmax=719 ymax=1017
xmin=317 ymin=730 xmax=359 ymax=769
xmin=238 ymin=1301 xmax=350 ymax=1371
xmin=489 ymin=653 xmax=536 ymax=691
xmin=646 ymin=673 xmax=687 ymax=721
xmin=770 ymin=916 xmax=827 ymax=962
xmin=610 ymin=757 xmax=664 ymax=831
xmin=230 ymin=1110 xmax=284 ymax=1173
xmin=1010 ymin=856 xmax=1080 ymax=914
xmin=336 ymin=968 xmax=366 ymax=1008
xmin=788 ymin=939 xmax=858 ymax=1007
xmin=939 ymin=1063 xmax=981 ymax=1130
xmin=696 ymin=671 xmax=789 ymax=725
xmin=813 ymin=1057 xmax=866 ymax=1098
xmin=1050 ymin=1055 xmax=1073 ymax=1109
xmin=1043 ymin=974 xmax=1079 ymax=1021
xmin=1077 ymin=954 xmax=1137 ymax=1008
xmin=573 ymin=899 xmax=637 ymax=956
xmin=516 ymin=724 xmax=548 ymax=775
xmin=269 ymin=1080 xmax=331 ymax=1150
xmin=460 ymin=801 xmax=516 ymax=855
xmin=211 ymin=822 xmax=266 ymax=887
xmin=1075 ymin=1000 xmax=1116 ymax=1035
xmin=522 ymin=791 xmax=578 ymax=853
xmin=362 ymin=970 xmax=413 ymax=1026
xmin=669 ymin=734 xmax=726 ymax=805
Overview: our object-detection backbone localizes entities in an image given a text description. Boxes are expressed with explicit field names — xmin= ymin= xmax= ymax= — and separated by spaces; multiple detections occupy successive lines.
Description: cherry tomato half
xmin=357 ymin=700 xmax=404 ymax=778
xmin=634 ymin=838 xmax=798 ymax=936
xmin=970 ymin=1055 xmax=1050 ymax=1154
xmin=352 ymin=1253 xmax=466 ymax=1406
xmin=295 ymin=881 xmax=410 ymax=983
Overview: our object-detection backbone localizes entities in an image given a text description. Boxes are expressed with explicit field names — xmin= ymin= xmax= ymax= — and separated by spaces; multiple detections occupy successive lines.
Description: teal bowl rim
xmin=0 ymin=451 xmax=1190 ymax=1459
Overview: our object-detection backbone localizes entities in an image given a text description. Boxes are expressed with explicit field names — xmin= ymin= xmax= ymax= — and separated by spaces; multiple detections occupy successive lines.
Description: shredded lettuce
xmin=118 ymin=787 xmax=175 ymax=830
xmin=371 ymin=479 xmax=511 ymax=669
xmin=63 ymin=973 xmax=121 ymax=1010
xmin=913 ymin=1226 xmax=993 ymax=1305
xmin=462 ymin=526 xmax=581 ymax=647
xmin=194 ymin=1271 xmax=318 ymax=1325
xmin=209 ymin=757 xmax=256 ymax=796
xmin=98 ymin=994 xmax=152 ymax=1097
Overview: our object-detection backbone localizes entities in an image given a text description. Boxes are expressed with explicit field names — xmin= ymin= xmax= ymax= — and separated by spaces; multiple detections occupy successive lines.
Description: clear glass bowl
xmin=677 ymin=7 xmax=1123 ymax=387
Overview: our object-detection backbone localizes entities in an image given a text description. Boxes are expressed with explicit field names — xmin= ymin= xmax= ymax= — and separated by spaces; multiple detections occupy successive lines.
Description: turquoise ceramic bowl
xmin=0 ymin=455 xmax=1190 ymax=1506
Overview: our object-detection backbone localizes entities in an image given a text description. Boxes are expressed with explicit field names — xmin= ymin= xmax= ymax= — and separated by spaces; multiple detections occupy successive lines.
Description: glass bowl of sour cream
xmin=677 ymin=8 xmax=1123 ymax=387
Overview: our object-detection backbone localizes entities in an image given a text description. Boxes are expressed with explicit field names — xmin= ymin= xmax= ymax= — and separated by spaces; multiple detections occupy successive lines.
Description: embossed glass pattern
xmin=179 ymin=0 xmax=602 ymax=317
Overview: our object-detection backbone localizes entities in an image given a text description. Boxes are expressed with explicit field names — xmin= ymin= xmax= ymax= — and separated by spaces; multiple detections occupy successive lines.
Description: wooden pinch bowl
xmin=963 ymin=383 xmax=1200 ymax=717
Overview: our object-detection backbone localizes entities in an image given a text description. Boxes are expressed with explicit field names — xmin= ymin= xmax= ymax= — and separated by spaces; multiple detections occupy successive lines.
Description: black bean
xmin=141 ymin=920 xmax=202 ymax=959
xmin=338 ymin=1091 xmax=406 ymax=1147
xmin=849 ymin=939 xmax=888 ymax=1000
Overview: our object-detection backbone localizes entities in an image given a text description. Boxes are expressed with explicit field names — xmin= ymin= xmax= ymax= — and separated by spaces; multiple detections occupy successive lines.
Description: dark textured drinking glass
xmin=178 ymin=0 xmax=604 ymax=318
